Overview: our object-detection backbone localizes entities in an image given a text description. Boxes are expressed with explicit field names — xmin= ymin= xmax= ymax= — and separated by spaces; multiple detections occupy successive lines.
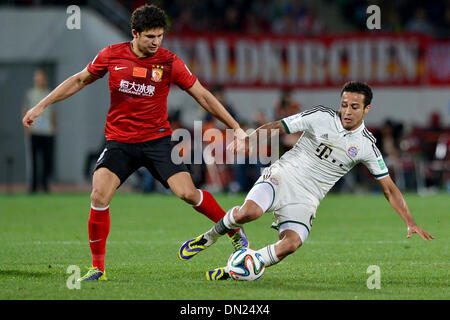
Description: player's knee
xmin=175 ymin=187 xmax=198 ymax=204
xmin=90 ymin=188 xmax=110 ymax=208
xmin=235 ymin=202 xmax=263 ymax=223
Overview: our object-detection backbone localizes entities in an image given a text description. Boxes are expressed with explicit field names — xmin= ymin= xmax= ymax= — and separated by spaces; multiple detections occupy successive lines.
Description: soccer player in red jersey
xmin=22 ymin=4 xmax=248 ymax=281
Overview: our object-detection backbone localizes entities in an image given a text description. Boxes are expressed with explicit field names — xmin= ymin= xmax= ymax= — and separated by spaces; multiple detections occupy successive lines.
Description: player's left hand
xmin=407 ymin=224 xmax=435 ymax=240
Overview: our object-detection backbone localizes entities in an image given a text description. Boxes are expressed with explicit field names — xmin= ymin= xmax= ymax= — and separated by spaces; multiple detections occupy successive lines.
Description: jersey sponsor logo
xmin=347 ymin=146 xmax=359 ymax=157
xmin=315 ymin=143 xmax=345 ymax=169
xmin=133 ymin=66 xmax=148 ymax=78
xmin=114 ymin=66 xmax=128 ymax=70
xmin=119 ymin=79 xmax=155 ymax=96
xmin=151 ymin=65 xmax=164 ymax=82
xmin=315 ymin=143 xmax=333 ymax=160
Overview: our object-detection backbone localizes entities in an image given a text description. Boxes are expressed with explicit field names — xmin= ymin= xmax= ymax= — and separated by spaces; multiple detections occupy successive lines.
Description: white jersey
xmin=273 ymin=105 xmax=389 ymax=203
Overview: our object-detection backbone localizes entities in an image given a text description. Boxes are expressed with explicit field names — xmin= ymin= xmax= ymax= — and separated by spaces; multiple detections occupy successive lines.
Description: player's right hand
xmin=227 ymin=128 xmax=249 ymax=154
xmin=407 ymin=224 xmax=435 ymax=241
xmin=22 ymin=106 xmax=42 ymax=128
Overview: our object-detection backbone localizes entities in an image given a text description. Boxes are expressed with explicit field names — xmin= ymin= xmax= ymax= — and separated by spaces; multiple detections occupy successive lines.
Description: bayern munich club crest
xmin=270 ymin=177 xmax=279 ymax=185
xmin=347 ymin=146 xmax=359 ymax=157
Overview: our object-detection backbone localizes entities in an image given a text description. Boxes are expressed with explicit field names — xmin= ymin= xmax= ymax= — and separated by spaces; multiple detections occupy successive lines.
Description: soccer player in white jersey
xmin=178 ymin=81 xmax=435 ymax=280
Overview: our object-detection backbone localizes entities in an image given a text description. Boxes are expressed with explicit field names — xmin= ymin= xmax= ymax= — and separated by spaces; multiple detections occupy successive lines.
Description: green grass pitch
xmin=0 ymin=192 xmax=448 ymax=300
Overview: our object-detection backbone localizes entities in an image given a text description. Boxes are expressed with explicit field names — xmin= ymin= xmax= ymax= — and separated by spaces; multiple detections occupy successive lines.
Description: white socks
xmin=204 ymin=206 xmax=241 ymax=246
xmin=202 ymin=207 xmax=281 ymax=269
xmin=222 ymin=206 xmax=241 ymax=230
xmin=257 ymin=244 xmax=280 ymax=267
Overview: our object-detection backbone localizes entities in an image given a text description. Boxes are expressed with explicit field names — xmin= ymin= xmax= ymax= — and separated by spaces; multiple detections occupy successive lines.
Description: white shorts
xmin=245 ymin=166 xmax=318 ymax=244
xmin=271 ymin=202 xmax=315 ymax=244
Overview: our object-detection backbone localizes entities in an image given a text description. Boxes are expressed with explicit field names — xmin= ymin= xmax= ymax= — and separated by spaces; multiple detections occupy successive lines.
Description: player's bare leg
xmin=180 ymin=180 xmax=274 ymax=262
xmin=167 ymin=171 xmax=201 ymax=205
xmin=91 ymin=167 xmax=120 ymax=208
xmin=205 ymin=200 xmax=264 ymax=244
xmin=204 ymin=199 xmax=302 ymax=281
xmin=79 ymin=167 xmax=120 ymax=281
xmin=179 ymin=199 xmax=262 ymax=262
xmin=273 ymin=229 xmax=302 ymax=260
xmin=233 ymin=200 xmax=265 ymax=224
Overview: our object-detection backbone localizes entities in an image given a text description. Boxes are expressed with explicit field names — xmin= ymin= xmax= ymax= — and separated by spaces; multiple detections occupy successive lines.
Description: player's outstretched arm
xmin=186 ymin=79 xmax=248 ymax=151
xmin=377 ymin=176 xmax=435 ymax=241
xmin=186 ymin=80 xmax=241 ymax=131
xmin=22 ymin=68 xmax=99 ymax=128
xmin=228 ymin=120 xmax=289 ymax=154
xmin=249 ymin=120 xmax=287 ymax=140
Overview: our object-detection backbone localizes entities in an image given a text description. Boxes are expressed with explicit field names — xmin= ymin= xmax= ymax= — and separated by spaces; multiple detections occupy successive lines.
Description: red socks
xmin=88 ymin=205 xmax=110 ymax=273
xmin=192 ymin=189 xmax=237 ymax=237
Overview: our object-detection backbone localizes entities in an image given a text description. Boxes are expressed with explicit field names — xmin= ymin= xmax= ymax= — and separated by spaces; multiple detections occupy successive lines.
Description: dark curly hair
xmin=130 ymin=4 xmax=168 ymax=33
xmin=341 ymin=81 xmax=373 ymax=107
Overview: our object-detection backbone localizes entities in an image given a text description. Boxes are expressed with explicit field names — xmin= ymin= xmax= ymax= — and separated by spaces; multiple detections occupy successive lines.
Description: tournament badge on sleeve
xmin=151 ymin=65 xmax=164 ymax=82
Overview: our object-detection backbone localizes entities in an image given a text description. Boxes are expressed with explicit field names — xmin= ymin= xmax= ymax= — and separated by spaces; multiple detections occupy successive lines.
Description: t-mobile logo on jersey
xmin=119 ymin=80 xmax=155 ymax=96
xmin=315 ymin=143 xmax=345 ymax=169
xmin=315 ymin=143 xmax=333 ymax=160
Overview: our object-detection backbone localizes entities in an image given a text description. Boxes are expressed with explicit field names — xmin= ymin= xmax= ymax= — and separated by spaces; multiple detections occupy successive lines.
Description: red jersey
xmin=87 ymin=42 xmax=197 ymax=143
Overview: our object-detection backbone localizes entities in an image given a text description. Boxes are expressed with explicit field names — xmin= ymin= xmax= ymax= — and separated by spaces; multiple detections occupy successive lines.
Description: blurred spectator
xmin=378 ymin=120 xmax=405 ymax=189
xmin=405 ymin=7 xmax=435 ymax=35
xmin=243 ymin=12 xmax=263 ymax=34
xmin=272 ymin=12 xmax=298 ymax=34
xmin=432 ymin=133 xmax=450 ymax=192
xmin=172 ymin=8 xmax=196 ymax=33
xmin=421 ymin=112 xmax=445 ymax=188
xmin=422 ymin=112 xmax=443 ymax=161
xmin=202 ymin=86 xmax=238 ymax=193
xmin=445 ymin=4 xmax=450 ymax=33
xmin=273 ymin=88 xmax=302 ymax=153
xmin=8 ymin=0 xmax=449 ymax=37
xmin=83 ymin=138 xmax=105 ymax=181
xmin=230 ymin=110 xmax=269 ymax=193
xmin=204 ymin=86 xmax=239 ymax=126
xmin=398 ymin=111 xmax=449 ymax=192
xmin=273 ymin=88 xmax=300 ymax=119
xmin=384 ymin=9 xmax=404 ymax=33
xmin=337 ymin=0 xmax=446 ymax=37
xmin=223 ymin=5 xmax=242 ymax=32
xmin=297 ymin=8 xmax=325 ymax=35
xmin=22 ymin=69 xmax=56 ymax=193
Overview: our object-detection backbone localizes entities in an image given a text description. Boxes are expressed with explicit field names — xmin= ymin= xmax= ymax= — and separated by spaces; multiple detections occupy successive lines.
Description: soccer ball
xmin=227 ymin=248 xmax=265 ymax=281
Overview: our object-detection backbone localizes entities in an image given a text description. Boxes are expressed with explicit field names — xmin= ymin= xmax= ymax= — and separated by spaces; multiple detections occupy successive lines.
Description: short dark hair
xmin=131 ymin=4 xmax=168 ymax=33
xmin=341 ymin=81 xmax=373 ymax=106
